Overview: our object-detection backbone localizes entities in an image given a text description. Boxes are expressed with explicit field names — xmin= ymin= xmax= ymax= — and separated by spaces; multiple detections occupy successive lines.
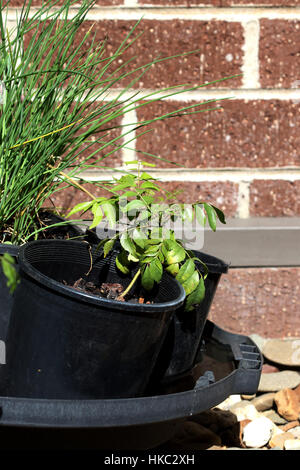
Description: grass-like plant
xmin=0 ymin=0 xmax=234 ymax=245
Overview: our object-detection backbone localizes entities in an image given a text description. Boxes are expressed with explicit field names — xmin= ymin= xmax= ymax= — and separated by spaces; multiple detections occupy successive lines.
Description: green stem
xmin=117 ymin=268 xmax=141 ymax=300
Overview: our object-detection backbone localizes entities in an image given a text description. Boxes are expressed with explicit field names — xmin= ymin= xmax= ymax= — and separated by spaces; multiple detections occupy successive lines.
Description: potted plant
xmin=2 ymin=167 xmax=226 ymax=400
xmin=0 ymin=0 xmax=233 ymax=324
xmin=0 ymin=0 xmax=234 ymax=400
xmin=67 ymin=165 xmax=229 ymax=385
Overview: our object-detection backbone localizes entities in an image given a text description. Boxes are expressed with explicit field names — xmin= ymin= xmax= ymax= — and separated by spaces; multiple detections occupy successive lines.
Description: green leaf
xmin=140 ymin=172 xmax=154 ymax=181
xmin=162 ymin=240 xmax=186 ymax=265
xmin=115 ymin=252 xmax=130 ymax=275
xmin=132 ymin=228 xmax=146 ymax=249
xmin=176 ymin=259 xmax=195 ymax=284
xmin=120 ymin=232 xmax=138 ymax=258
xmin=204 ymin=203 xmax=217 ymax=232
xmin=181 ymin=270 xmax=200 ymax=295
xmin=122 ymin=199 xmax=147 ymax=213
xmin=140 ymin=181 xmax=160 ymax=191
xmin=165 ymin=263 xmax=180 ymax=276
xmin=89 ymin=203 xmax=103 ymax=229
xmin=148 ymin=259 xmax=163 ymax=283
xmin=183 ymin=205 xmax=194 ymax=222
xmin=195 ymin=204 xmax=206 ymax=227
xmin=140 ymin=161 xmax=156 ymax=167
xmin=66 ymin=200 xmax=94 ymax=218
xmin=211 ymin=205 xmax=226 ymax=224
xmin=102 ymin=202 xmax=116 ymax=228
xmin=185 ymin=276 xmax=205 ymax=311
xmin=1 ymin=254 xmax=19 ymax=294
xmin=103 ymin=239 xmax=115 ymax=258
xmin=141 ymin=265 xmax=154 ymax=291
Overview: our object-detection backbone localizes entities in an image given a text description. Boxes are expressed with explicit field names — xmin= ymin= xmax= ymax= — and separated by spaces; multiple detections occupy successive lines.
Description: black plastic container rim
xmin=192 ymin=250 xmax=229 ymax=274
xmin=17 ymin=240 xmax=186 ymax=313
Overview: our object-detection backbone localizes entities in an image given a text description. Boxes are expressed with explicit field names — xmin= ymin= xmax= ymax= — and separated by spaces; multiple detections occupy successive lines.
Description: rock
xmin=258 ymin=371 xmax=300 ymax=392
xmin=275 ymin=388 xmax=300 ymax=421
xmin=241 ymin=394 xmax=256 ymax=400
xmin=168 ymin=421 xmax=222 ymax=450
xmin=262 ymin=338 xmax=300 ymax=367
xmin=294 ymin=384 xmax=300 ymax=401
xmin=262 ymin=410 xmax=288 ymax=425
xmin=229 ymin=401 xmax=261 ymax=422
xmin=207 ymin=445 xmax=227 ymax=450
xmin=288 ymin=426 xmax=300 ymax=439
xmin=269 ymin=432 xmax=295 ymax=449
xmin=216 ymin=395 xmax=242 ymax=411
xmin=249 ymin=334 xmax=268 ymax=351
xmin=284 ymin=439 xmax=300 ymax=450
xmin=279 ymin=421 xmax=300 ymax=432
xmin=251 ymin=393 xmax=276 ymax=411
xmin=242 ymin=417 xmax=274 ymax=448
xmin=262 ymin=364 xmax=280 ymax=374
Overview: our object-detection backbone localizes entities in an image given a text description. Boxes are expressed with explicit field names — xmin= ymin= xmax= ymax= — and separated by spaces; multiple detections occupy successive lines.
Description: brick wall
xmin=7 ymin=1 xmax=300 ymax=337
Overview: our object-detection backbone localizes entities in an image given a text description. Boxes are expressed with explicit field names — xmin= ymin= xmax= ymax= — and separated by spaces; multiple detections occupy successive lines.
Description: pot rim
xmin=17 ymin=240 xmax=186 ymax=313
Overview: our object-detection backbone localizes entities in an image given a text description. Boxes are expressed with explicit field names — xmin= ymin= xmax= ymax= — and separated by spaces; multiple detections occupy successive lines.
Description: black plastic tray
xmin=0 ymin=320 xmax=262 ymax=450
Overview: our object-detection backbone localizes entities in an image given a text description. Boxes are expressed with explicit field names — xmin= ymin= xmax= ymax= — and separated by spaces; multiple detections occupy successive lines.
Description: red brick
xmin=158 ymin=181 xmax=239 ymax=216
xmin=250 ymin=180 xmax=300 ymax=217
xmin=209 ymin=267 xmax=300 ymax=337
xmin=44 ymin=182 xmax=112 ymax=219
xmin=136 ymin=99 xmax=300 ymax=168
xmin=71 ymin=20 xmax=243 ymax=90
xmin=260 ymin=20 xmax=300 ymax=88
xmin=46 ymin=180 xmax=238 ymax=218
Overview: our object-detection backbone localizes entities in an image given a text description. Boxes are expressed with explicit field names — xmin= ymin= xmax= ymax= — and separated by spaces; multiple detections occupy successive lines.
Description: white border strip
xmin=7 ymin=6 xmax=300 ymax=22
xmin=79 ymin=167 xmax=300 ymax=182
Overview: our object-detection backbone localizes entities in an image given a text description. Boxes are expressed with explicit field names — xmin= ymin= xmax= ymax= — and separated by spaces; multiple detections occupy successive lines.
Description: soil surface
xmin=64 ymin=278 xmax=151 ymax=304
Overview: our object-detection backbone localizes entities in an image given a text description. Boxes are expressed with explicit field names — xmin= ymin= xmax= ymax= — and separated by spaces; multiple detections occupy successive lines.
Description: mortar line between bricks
xmin=82 ymin=88 xmax=300 ymax=102
xmin=6 ymin=7 xmax=300 ymax=21
xmin=77 ymin=168 xmax=300 ymax=183
xmin=237 ymin=181 xmax=250 ymax=219
xmin=242 ymin=20 xmax=260 ymax=89
xmin=120 ymin=107 xmax=138 ymax=168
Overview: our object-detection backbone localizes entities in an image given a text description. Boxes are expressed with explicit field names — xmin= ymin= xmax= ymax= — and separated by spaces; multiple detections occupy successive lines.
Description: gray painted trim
xmin=200 ymin=218 xmax=300 ymax=268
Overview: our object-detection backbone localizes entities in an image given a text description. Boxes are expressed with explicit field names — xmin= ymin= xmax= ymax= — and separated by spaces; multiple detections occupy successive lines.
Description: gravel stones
xmin=258 ymin=370 xmax=300 ymax=392
xmin=274 ymin=389 xmax=300 ymax=421
xmin=242 ymin=417 xmax=274 ymax=448
xmin=262 ymin=338 xmax=300 ymax=367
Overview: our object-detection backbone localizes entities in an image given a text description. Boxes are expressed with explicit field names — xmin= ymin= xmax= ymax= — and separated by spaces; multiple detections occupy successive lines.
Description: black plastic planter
xmin=0 ymin=211 xmax=84 ymax=342
xmin=153 ymin=251 xmax=229 ymax=385
xmin=1 ymin=240 xmax=185 ymax=400
xmin=0 ymin=321 xmax=263 ymax=450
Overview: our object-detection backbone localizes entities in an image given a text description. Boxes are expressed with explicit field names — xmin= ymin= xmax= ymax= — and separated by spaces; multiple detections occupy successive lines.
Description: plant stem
xmin=117 ymin=268 xmax=141 ymax=300
xmin=59 ymin=170 xmax=96 ymax=201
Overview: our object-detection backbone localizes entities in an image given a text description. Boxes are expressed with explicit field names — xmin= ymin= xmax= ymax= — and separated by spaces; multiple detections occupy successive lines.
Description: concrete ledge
xmin=201 ymin=218 xmax=300 ymax=268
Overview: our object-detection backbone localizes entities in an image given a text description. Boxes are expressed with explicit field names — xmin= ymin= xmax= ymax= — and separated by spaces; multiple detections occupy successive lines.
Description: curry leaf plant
xmin=68 ymin=164 xmax=226 ymax=311
xmin=0 ymin=0 xmax=236 ymax=245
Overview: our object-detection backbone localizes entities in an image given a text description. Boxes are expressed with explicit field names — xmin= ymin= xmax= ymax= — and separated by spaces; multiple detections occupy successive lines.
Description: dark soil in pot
xmin=1 ymin=240 xmax=185 ymax=400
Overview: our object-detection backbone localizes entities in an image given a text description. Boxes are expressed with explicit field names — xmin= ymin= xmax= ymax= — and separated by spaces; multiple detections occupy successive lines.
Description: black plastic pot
xmin=152 ymin=251 xmax=229 ymax=385
xmin=1 ymin=240 xmax=185 ymax=400
xmin=0 ymin=321 xmax=263 ymax=450
xmin=0 ymin=212 xmax=84 ymax=341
